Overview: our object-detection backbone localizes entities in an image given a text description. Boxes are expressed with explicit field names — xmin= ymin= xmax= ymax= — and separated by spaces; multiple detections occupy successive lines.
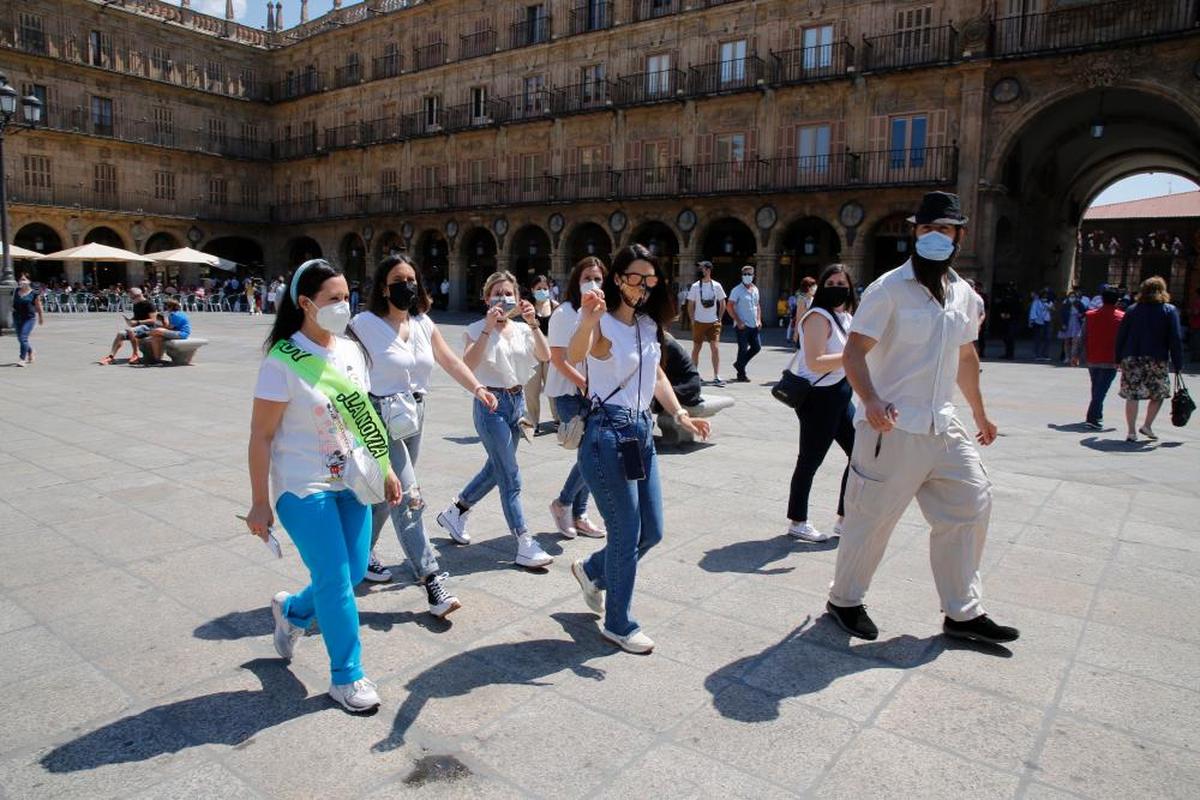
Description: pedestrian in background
xmin=1072 ymin=286 xmax=1124 ymax=430
xmin=1117 ymin=276 xmax=1184 ymax=442
xmin=521 ymin=274 xmax=559 ymax=438
xmin=12 ymin=277 xmax=43 ymax=366
xmin=728 ymin=265 xmax=762 ymax=383
xmin=688 ymin=260 xmax=727 ymax=386
xmin=791 ymin=276 xmax=818 ymax=348
xmin=1029 ymin=290 xmax=1054 ymax=361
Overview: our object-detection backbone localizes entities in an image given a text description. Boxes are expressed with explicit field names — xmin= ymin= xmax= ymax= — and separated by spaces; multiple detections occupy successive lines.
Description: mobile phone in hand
xmin=236 ymin=514 xmax=283 ymax=559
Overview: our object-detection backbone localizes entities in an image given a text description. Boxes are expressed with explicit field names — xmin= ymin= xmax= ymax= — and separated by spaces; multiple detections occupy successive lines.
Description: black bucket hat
xmin=907 ymin=191 xmax=969 ymax=226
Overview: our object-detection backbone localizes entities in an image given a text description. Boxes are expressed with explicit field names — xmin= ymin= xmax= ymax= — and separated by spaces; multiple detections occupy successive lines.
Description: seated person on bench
xmin=99 ymin=287 xmax=158 ymax=365
xmin=653 ymin=332 xmax=735 ymax=421
xmin=144 ymin=299 xmax=192 ymax=363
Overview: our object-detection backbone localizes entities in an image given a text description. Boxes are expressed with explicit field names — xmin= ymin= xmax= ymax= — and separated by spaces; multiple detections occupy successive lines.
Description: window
xmin=239 ymin=68 xmax=257 ymax=96
xmin=380 ymin=168 xmax=399 ymax=194
xmin=520 ymin=154 xmax=543 ymax=194
xmin=151 ymin=46 xmax=172 ymax=74
xmin=241 ymin=122 xmax=259 ymax=146
xmin=896 ymin=6 xmax=933 ymax=50
xmin=579 ymin=146 xmax=604 ymax=189
xmin=889 ymin=114 xmax=928 ymax=168
xmin=524 ymin=4 xmax=549 ymax=45
xmin=522 ymin=75 xmax=545 ymax=114
xmin=467 ymin=159 xmax=488 ymax=185
xmin=470 ymin=86 xmax=489 ymax=121
xmin=798 ymin=124 xmax=831 ymax=176
xmin=209 ymin=177 xmax=228 ymax=206
xmin=241 ymin=183 xmax=259 ymax=209
xmin=423 ymin=95 xmax=440 ymax=128
xmin=584 ymin=0 xmax=607 ymax=31
xmin=152 ymin=106 xmax=174 ymax=145
xmin=154 ymin=171 xmax=176 ymax=201
xmin=22 ymin=84 xmax=48 ymax=123
xmin=90 ymin=96 xmax=113 ymax=136
xmin=206 ymin=61 xmax=224 ymax=88
xmin=343 ymin=175 xmax=360 ymax=197
xmin=802 ymin=25 xmax=834 ymax=70
xmin=22 ymin=155 xmax=52 ymax=189
xmin=646 ymin=54 xmax=672 ymax=97
xmin=719 ymin=40 xmax=747 ymax=85
xmin=715 ymin=133 xmax=746 ymax=165
xmin=18 ymin=13 xmax=47 ymax=54
xmin=89 ymin=30 xmax=112 ymax=67
xmin=277 ymin=182 xmax=293 ymax=206
xmin=94 ymin=163 xmax=117 ymax=197
xmin=581 ymin=64 xmax=605 ymax=103
xmin=208 ymin=118 xmax=227 ymax=148
xmin=643 ymin=140 xmax=670 ymax=184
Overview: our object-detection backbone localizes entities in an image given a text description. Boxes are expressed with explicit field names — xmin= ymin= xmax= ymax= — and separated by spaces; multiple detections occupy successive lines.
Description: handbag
xmin=771 ymin=366 xmax=828 ymax=410
xmin=1171 ymin=373 xmax=1195 ymax=427
xmin=377 ymin=391 xmax=421 ymax=440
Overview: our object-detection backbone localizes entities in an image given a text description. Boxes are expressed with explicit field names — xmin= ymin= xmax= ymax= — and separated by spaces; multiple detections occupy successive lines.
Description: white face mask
xmin=741 ymin=274 xmax=754 ymax=285
xmin=311 ymin=300 xmax=351 ymax=335
xmin=580 ymin=279 xmax=602 ymax=295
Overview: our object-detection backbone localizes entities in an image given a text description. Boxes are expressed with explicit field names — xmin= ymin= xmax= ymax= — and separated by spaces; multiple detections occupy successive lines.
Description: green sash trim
xmin=269 ymin=339 xmax=390 ymax=481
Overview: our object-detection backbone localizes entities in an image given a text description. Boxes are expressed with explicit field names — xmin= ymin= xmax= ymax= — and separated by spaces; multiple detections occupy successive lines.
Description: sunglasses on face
xmin=621 ymin=273 xmax=659 ymax=288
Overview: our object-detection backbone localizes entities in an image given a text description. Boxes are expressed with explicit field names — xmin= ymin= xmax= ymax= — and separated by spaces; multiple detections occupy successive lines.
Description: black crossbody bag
xmin=771 ymin=309 xmax=845 ymax=411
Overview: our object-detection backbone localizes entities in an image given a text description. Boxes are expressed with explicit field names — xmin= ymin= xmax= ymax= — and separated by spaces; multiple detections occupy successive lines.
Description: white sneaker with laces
xmin=270 ymin=591 xmax=304 ymax=660
xmin=601 ymin=626 xmax=655 ymax=654
xmin=549 ymin=499 xmax=577 ymax=539
xmin=328 ymin=677 xmax=381 ymax=713
xmin=514 ymin=532 xmax=553 ymax=568
xmin=571 ymin=559 xmax=604 ymax=614
xmin=437 ymin=502 xmax=471 ymax=545
xmin=574 ymin=515 xmax=606 ymax=538
xmin=787 ymin=521 xmax=832 ymax=542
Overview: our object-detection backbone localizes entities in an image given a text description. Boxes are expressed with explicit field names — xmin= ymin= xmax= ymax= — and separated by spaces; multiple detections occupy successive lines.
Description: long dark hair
xmin=813 ymin=263 xmax=859 ymax=315
xmin=604 ymin=244 xmax=674 ymax=329
xmin=367 ymin=253 xmax=432 ymax=317
xmin=564 ymin=256 xmax=607 ymax=309
xmin=266 ymin=259 xmax=341 ymax=350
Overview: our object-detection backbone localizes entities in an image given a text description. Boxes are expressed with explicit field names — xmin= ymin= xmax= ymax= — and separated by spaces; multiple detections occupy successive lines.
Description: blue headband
xmin=290 ymin=259 xmax=329 ymax=305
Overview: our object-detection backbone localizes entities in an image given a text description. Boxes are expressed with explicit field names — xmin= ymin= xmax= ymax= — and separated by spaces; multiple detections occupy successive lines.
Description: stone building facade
xmin=2 ymin=0 xmax=1198 ymax=317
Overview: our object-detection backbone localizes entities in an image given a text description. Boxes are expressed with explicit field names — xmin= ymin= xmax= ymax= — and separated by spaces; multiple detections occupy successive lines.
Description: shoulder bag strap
xmin=795 ymin=309 xmax=834 ymax=386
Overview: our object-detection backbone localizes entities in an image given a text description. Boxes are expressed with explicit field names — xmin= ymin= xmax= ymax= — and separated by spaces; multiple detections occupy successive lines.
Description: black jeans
xmin=788 ymin=378 xmax=855 ymax=522
xmin=734 ymin=325 xmax=762 ymax=377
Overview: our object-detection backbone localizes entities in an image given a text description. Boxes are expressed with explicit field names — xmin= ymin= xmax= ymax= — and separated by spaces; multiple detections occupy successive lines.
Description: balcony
xmin=409 ymin=186 xmax=448 ymax=213
xmin=761 ymin=153 xmax=856 ymax=192
xmin=324 ymin=123 xmax=363 ymax=150
xmin=615 ymin=69 xmax=686 ymax=106
xmin=631 ymin=0 xmax=679 ymax=22
xmin=445 ymin=181 xmax=505 ymax=209
xmin=373 ymin=52 xmax=402 ymax=80
xmin=558 ymin=170 xmax=620 ymax=201
xmin=688 ymin=55 xmax=767 ymax=96
xmin=619 ymin=165 xmax=684 ymax=198
xmin=502 ymin=175 xmax=559 ymax=205
xmin=443 ymin=100 xmax=508 ymax=132
xmin=771 ymin=41 xmax=855 ymax=84
xmin=6 ymin=178 xmax=267 ymax=222
xmin=334 ymin=62 xmax=363 ymax=88
xmin=496 ymin=91 xmax=553 ymax=123
xmin=374 ymin=190 xmax=410 ymax=215
xmin=413 ymin=42 xmax=448 ymax=72
xmin=862 ymin=25 xmax=958 ymax=72
xmin=272 ymin=133 xmax=321 ymax=159
xmin=359 ymin=117 xmax=396 ymax=145
xmin=852 ymin=146 xmax=959 ymax=187
xmin=684 ymin=160 xmax=765 ymax=195
xmin=324 ymin=193 xmax=370 ymax=218
xmin=568 ymin=2 xmax=613 ymax=35
xmin=550 ymin=80 xmax=614 ymax=115
xmin=271 ymin=199 xmax=325 ymax=224
xmin=459 ymin=29 xmax=497 ymax=60
xmin=399 ymin=110 xmax=445 ymax=138
xmin=16 ymin=27 xmax=48 ymax=55
xmin=276 ymin=70 xmax=324 ymax=100
xmin=993 ymin=0 xmax=1200 ymax=57
xmin=510 ymin=14 xmax=552 ymax=49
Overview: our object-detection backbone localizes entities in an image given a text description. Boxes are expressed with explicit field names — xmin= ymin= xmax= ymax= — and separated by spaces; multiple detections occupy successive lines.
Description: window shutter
xmin=831 ymin=120 xmax=847 ymax=154
xmin=747 ymin=129 xmax=758 ymax=160
xmin=868 ymin=115 xmax=888 ymax=152
xmin=671 ymin=136 xmax=682 ymax=165
xmin=780 ymin=124 xmax=797 ymax=159
xmin=626 ymin=140 xmax=642 ymax=170
xmin=928 ymin=109 xmax=948 ymax=147
xmin=602 ymin=144 xmax=612 ymax=167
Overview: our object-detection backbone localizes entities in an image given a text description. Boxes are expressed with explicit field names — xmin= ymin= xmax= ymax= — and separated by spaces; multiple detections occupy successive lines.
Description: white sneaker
xmin=328 ymin=677 xmax=381 ymax=713
xmin=437 ymin=503 xmax=471 ymax=545
xmin=787 ymin=521 xmax=832 ymax=542
xmin=270 ymin=591 xmax=304 ymax=660
xmin=549 ymin=499 xmax=577 ymax=539
xmin=601 ymin=626 xmax=655 ymax=654
xmin=832 ymin=518 xmax=845 ymax=538
xmin=571 ymin=559 xmax=604 ymax=614
xmin=574 ymin=515 xmax=606 ymax=538
xmin=514 ymin=533 xmax=553 ymax=568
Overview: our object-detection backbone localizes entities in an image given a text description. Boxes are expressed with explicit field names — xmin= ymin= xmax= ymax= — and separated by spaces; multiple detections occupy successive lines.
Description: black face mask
xmin=388 ymin=281 xmax=419 ymax=311
xmin=815 ymin=285 xmax=851 ymax=309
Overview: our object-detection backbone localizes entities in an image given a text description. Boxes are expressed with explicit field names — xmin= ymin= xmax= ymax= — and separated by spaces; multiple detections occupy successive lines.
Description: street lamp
xmin=0 ymin=73 xmax=45 ymax=332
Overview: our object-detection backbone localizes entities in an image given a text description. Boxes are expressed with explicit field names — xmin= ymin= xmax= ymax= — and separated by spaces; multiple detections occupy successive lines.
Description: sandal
xmin=98 ymin=355 xmax=115 ymax=365
xmin=127 ymin=355 xmax=141 ymax=365
xmin=1138 ymin=426 xmax=1158 ymax=441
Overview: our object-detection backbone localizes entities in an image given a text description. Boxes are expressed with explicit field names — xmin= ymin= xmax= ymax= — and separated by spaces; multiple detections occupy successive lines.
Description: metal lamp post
xmin=0 ymin=74 xmax=45 ymax=333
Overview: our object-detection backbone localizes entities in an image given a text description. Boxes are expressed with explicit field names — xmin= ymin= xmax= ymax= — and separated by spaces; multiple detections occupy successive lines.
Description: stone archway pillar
xmin=756 ymin=250 xmax=779 ymax=326
xmin=65 ymin=262 xmax=84 ymax=284
xmin=954 ymin=64 xmax=989 ymax=278
xmin=843 ymin=228 xmax=868 ymax=287
xmin=448 ymin=250 xmax=467 ymax=311
xmin=127 ymin=262 xmax=147 ymax=287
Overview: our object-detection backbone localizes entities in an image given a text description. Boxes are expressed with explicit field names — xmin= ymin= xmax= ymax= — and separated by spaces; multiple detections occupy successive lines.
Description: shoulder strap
xmin=269 ymin=340 xmax=390 ymax=480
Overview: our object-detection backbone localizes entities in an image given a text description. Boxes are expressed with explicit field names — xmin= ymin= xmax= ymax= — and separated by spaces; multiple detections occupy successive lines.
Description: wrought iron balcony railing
xmin=372 ymin=52 xmax=402 ymax=80
xmin=275 ymin=70 xmax=324 ymax=100
xmin=615 ymin=69 xmax=686 ymax=106
xmin=7 ymin=178 xmax=269 ymax=222
xmin=557 ymin=170 xmax=621 ymax=201
xmin=687 ymin=55 xmax=767 ymax=96
xmin=334 ymin=62 xmax=363 ymax=88
xmin=568 ymin=2 xmax=614 ymax=35
xmin=510 ymin=14 xmax=552 ymax=49
xmin=631 ymin=0 xmax=679 ymax=22
xmin=993 ymin=0 xmax=1200 ymax=57
xmin=550 ymin=80 xmax=615 ymax=115
xmin=862 ymin=25 xmax=958 ymax=72
xmin=412 ymin=42 xmax=448 ymax=72
xmin=771 ymin=41 xmax=855 ymax=84
xmin=459 ymin=29 xmax=497 ymax=60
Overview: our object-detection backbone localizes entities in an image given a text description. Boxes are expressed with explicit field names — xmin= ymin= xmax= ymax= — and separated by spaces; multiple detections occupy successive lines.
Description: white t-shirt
xmin=545 ymin=302 xmax=583 ymax=399
xmin=253 ymin=332 xmax=371 ymax=505
xmin=790 ymin=307 xmax=852 ymax=384
xmin=587 ymin=313 xmax=660 ymax=411
xmin=464 ymin=319 xmax=538 ymax=389
xmin=688 ymin=280 xmax=727 ymax=323
xmin=349 ymin=311 xmax=436 ymax=395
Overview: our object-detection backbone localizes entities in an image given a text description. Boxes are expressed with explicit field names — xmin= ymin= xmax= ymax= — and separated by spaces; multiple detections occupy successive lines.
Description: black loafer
xmin=943 ymin=614 xmax=1020 ymax=644
xmin=826 ymin=601 xmax=879 ymax=641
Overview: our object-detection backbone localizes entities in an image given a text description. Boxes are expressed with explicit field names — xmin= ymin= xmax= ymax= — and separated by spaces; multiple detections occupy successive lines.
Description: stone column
xmin=225 ymin=0 xmax=234 ymax=20
xmin=127 ymin=262 xmax=147 ymax=287
xmin=275 ymin=2 xmax=282 ymax=30
xmin=954 ymin=65 xmax=989 ymax=277
xmin=551 ymin=248 xmax=570 ymax=286
xmin=300 ymin=0 xmax=309 ymax=24
xmin=756 ymin=250 xmax=779 ymax=326
xmin=842 ymin=227 xmax=868 ymax=287
xmin=448 ymin=250 xmax=467 ymax=311
xmin=266 ymin=2 xmax=274 ymax=31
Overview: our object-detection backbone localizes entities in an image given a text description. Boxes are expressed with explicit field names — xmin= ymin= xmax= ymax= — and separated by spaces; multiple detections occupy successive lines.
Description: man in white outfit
xmin=827 ymin=191 xmax=1020 ymax=646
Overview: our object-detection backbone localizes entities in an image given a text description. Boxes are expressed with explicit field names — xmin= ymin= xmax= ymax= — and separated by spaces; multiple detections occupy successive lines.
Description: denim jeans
xmin=553 ymin=393 xmax=591 ymax=518
xmin=579 ymin=405 xmax=663 ymax=637
xmin=1087 ymin=367 xmax=1117 ymax=424
xmin=275 ymin=489 xmax=370 ymax=684
xmin=460 ymin=390 xmax=528 ymax=534
xmin=16 ymin=318 xmax=35 ymax=360
xmin=1032 ymin=323 xmax=1052 ymax=359
xmin=733 ymin=325 xmax=762 ymax=376
xmin=370 ymin=398 xmax=438 ymax=580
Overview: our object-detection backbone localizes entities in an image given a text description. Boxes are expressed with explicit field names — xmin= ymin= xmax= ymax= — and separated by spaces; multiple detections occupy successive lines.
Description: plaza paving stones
xmin=1 ymin=312 xmax=1198 ymax=799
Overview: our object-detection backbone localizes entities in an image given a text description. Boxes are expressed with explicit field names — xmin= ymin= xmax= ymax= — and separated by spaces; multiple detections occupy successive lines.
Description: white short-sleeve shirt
xmin=849 ymin=261 xmax=982 ymax=436
xmin=545 ymin=301 xmax=582 ymax=399
xmin=349 ymin=311 xmax=436 ymax=395
xmin=464 ymin=318 xmax=538 ymax=389
xmin=253 ymin=332 xmax=371 ymax=505
xmin=688 ymin=280 xmax=727 ymax=324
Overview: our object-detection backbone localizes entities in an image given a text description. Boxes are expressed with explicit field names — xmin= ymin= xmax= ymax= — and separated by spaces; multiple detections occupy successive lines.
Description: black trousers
xmin=788 ymin=378 xmax=855 ymax=522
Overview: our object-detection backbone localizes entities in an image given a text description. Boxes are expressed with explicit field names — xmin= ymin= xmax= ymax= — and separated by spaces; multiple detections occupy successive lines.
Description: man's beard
xmin=912 ymin=249 xmax=955 ymax=302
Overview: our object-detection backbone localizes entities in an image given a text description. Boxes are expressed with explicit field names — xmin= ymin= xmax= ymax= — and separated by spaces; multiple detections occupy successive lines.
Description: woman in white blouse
xmin=436 ymin=271 xmax=553 ymax=569
xmin=349 ymin=254 xmax=498 ymax=618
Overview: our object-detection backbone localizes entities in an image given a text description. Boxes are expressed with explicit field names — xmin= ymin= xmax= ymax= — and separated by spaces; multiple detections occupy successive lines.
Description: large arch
xmin=285 ymin=236 xmax=322 ymax=271
xmin=205 ymin=236 xmax=266 ymax=277
xmin=984 ymin=85 xmax=1200 ymax=294
xmin=629 ymin=220 xmax=681 ymax=286
xmin=413 ymin=229 xmax=449 ymax=288
xmin=144 ymin=231 xmax=184 ymax=287
xmin=864 ymin=213 xmax=911 ymax=281
xmin=83 ymin=226 xmax=128 ymax=288
xmin=509 ymin=224 xmax=552 ymax=285
xmin=339 ymin=232 xmax=368 ymax=285
xmin=13 ymin=222 xmax=64 ymax=283
xmin=461 ymin=227 xmax=497 ymax=309
xmin=777 ymin=216 xmax=842 ymax=293
xmin=699 ymin=217 xmax=757 ymax=289
xmin=375 ymin=230 xmax=403 ymax=264
xmin=564 ymin=222 xmax=613 ymax=268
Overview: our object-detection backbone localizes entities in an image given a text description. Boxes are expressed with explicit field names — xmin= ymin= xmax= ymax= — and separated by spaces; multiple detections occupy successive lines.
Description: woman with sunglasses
xmin=437 ymin=271 xmax=554 ymax=569
xmin=567 ymin=245 xmax=711 ymax=653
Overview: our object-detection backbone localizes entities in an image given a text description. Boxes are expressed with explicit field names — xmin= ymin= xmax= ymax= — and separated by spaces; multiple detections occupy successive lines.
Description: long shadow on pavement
xmin=704 ymin=614 xmax=1011 ymax=723
xmin=40 ymin=659 xmax=327 ymax=773
xmin=372 ymin=611 xmax=611 ymax=753
xmin=699 ymin=535 xmax=837 ymax=576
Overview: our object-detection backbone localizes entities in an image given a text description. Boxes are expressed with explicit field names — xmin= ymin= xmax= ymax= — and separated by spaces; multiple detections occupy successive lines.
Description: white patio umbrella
xmin=4 ymin=243 xmax=43 ymax=259
xmin=41 ymin=243 xmax=156 ymax=262
xmin=146 ymin=246 xmax=220 ymax=266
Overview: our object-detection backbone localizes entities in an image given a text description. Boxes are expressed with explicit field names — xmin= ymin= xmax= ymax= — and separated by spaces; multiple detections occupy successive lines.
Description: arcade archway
xmin=699 ymin=217 xmax=756 ymax=289
xmin=286 ymin=236 xmax=322 ymax=270
xmin=564 ymin=222 xmax=612 ymax=267
xmin=630 ymin=220 xmax=680 ymax=285
xmin=509 ymin=225 xmax=552 ymax=285
xmin=339 ymin=233 xmax=368 ymax=284
xmin=778 ymin=217 xmax=842 ymax=293
xmin=462 ymin=227 xmax=497 ymax=309
xmin=866 ymin=214 xmax=911 ymax=280
xmin=83 ymin=226 xmax=127 ymax=287
xmin=13 ymin=223 xmax=63 ymax=283
xmin=144 ymin=231 xmax=183 ymax=286
xmin=414 ymin=230 xmax=449 ymax=288
xmin=206 ymin=236 xmax=266 ymax=278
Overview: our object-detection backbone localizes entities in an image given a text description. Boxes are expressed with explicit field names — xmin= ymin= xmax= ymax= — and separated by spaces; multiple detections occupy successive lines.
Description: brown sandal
xmin=98 ymin=355 xmax=115 ymax=365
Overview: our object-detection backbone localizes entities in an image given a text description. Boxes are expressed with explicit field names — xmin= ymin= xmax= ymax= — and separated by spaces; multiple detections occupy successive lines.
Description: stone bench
xmin=656 ymin=395 xmax=735 ymax=445
xmin=161 ymin=338 xmax=209 ymax=365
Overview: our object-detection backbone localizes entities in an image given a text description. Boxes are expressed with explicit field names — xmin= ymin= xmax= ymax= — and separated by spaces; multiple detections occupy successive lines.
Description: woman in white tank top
xmin=787 ymin=264 xmax=859 ymax=543
xmin=565 ymin=244 xmax=711 ymax=655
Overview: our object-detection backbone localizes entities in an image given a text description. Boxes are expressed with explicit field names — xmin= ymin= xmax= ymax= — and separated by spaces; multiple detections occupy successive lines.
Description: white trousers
xmin=829 ymin=418 xmax=991 ymax=622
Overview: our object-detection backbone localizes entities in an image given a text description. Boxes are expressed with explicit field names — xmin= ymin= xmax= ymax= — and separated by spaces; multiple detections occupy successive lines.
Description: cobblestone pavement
xmin=1 ymin=312 xmax=1197 ymax=800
